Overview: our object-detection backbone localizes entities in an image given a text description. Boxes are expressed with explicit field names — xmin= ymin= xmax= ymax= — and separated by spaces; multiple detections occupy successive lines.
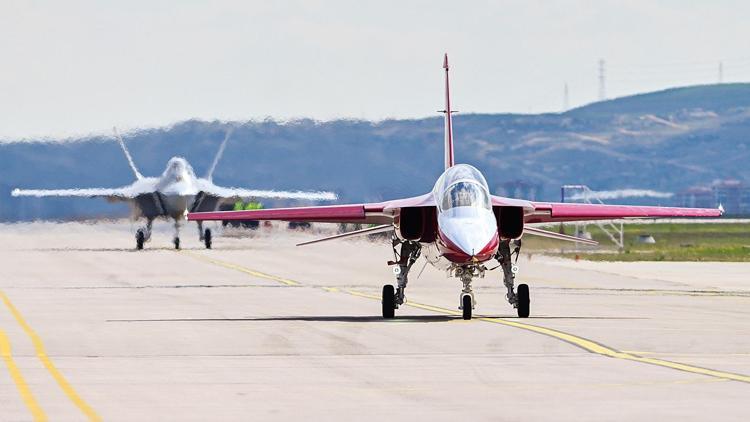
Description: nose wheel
xmin=461 ymin=295 xmax=473 ymax=320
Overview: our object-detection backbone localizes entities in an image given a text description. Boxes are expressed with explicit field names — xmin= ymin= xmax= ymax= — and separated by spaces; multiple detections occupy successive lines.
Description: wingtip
xmin=443 ymin=53 xmax=449 ymax=70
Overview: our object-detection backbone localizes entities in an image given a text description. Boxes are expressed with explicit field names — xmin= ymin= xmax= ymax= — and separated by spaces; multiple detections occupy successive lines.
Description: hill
xmin=2 ymin=84 xmax=750 ymax=220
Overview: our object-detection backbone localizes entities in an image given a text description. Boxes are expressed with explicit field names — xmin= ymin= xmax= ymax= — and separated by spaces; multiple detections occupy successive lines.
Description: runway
xmin=0 ymin=222 xmax=747 ymax=421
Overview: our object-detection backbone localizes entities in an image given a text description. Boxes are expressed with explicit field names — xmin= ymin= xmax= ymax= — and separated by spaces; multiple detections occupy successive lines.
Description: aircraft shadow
xmin=28 ymin=247 xmax=261 ymax=252
xmin=109 ymin=315 xmax=642 ymax=323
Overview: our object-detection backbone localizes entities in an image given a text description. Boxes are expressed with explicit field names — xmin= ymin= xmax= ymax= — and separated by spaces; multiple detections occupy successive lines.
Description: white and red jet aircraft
xmin=189 ymin=55 xmax=723 ymax=320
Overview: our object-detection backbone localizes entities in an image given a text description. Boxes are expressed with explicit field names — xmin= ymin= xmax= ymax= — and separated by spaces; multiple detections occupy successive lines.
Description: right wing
xmin=11 ymin=179 xmax=157 ymax=202
xmin=12 ymin=187 xmax=135 ymax=201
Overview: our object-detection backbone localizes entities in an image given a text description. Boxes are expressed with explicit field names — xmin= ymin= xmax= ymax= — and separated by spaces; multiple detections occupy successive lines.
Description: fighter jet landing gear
xmin=497 ymin=239 xmax=530 ymax=318
xmin=203 ymin=229 xmax=212 ymax=249
xmin=381 ymin=285 xmax=395 ymax=318
xmin=135 ymin=219 xmax=153 ymax=250
xmin=136 ymin=230 xmax=145 ymax=250
xmin=454 ymin=266 xmax=481 ymax=320
xmin=197 ymin=221 xmax=212 ymax=249
xmin=173 ymin=219 xmax=181 ymax=250
xmin=381 ymin=238 xmax=421 ymax=318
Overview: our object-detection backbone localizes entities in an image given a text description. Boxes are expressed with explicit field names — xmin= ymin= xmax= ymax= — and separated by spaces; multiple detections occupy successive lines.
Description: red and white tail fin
xmin=442 ymin=54 xmax=455 ymax=169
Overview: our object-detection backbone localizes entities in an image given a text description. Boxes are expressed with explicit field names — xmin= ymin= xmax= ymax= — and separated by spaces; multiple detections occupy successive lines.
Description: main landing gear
xmin=497 ymin=239 xmax=530 ymax=318
xmin=135 ymin=218 xmax=153 ymax=250
xmin=381 ymin=238 xmax=421 ymax=319
xmin=198 ymin=221 xmax=212 ymax=249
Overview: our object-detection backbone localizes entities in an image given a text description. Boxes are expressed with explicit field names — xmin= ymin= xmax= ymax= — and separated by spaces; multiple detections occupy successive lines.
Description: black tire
xmin=462 ymin=295 xmax=472 ymax=320
xmin=517 ymin=284 xmax=530 ymax=318
xmin=381 ymin=285 xmax=395 ymax=319
xmin=204 ymin=229 xmax=212 ymax=249
xmin=136 ymin=230 xmax=145 ymax=250
xmin=174 ymin=237 xmax=180 ymax=250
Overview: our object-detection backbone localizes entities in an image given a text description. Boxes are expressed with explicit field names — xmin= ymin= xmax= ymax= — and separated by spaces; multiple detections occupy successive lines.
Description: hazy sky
xmin=2 ymin=0 xmax=749 ymax=139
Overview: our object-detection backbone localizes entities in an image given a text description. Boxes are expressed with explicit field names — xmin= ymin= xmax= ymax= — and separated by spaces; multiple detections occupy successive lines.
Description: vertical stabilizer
xmin=113 ymin=127 xmax=143 ymax=180
xmin=206 ymin=128 xmax=233 ymax=181
xmin=442 ymin=54 xmax=455 ymax=169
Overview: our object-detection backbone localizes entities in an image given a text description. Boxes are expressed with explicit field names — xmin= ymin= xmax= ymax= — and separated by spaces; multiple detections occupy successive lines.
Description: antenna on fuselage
xmin=113 ymin=127 xmax=143 ymax=180
xmin=205 ymin=128 xmax=233 ymax=182
xmin=439 ymin=53 xmax=456 ymax=170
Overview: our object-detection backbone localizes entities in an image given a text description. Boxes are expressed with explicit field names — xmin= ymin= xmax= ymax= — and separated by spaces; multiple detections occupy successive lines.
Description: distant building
xmin=677 ymin=179 xmax=750 ymax=215
xmin=495 ymin=180 xmax=541 ymax=201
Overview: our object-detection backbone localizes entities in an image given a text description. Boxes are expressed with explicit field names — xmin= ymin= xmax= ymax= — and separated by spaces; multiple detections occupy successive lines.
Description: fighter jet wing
xmin=190 ymin=193 xmax=723 ymax=225
xmin=11 ymin=179 xmax=158 ymax=201
xmin=197 ymin=180 xmax=338 ymax=202
xmin=12 ymin=187 xmax=136 ymax=201
xmin=526 ymin=202 xmax=723 ymax=223
xmin=188 ymin=193 xmax=435 ymax=225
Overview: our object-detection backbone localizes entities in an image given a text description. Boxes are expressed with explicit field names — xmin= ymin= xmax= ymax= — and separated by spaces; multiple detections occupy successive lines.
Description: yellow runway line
xmin=0 ymin=329 xmax=47 ymax=421
xmin=180 ymin=251 xmax=300 ymax=286
xmin=186 ymin=256 xmax=750 ymax=384
xmin=345 ymin=289 xmax=750 ymax=384
xmin=0 ymin=292 xmax=101 ymax=422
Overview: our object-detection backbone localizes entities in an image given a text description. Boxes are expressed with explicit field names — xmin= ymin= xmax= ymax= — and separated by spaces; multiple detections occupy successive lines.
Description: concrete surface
xmin=0 ymin=221 xmax=747 ymax=421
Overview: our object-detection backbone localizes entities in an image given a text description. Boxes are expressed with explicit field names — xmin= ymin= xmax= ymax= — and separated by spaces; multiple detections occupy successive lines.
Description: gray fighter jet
xmin=12 ymin=128 xmax=337 ymax=249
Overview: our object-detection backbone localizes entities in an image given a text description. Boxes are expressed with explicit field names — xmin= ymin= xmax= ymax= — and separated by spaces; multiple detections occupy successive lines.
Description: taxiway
xmin=0 ymin=222 xmax=747 ymax=421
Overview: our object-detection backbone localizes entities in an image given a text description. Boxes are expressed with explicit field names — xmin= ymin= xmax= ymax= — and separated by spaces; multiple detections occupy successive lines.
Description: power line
xmin=598 ymin=59 xmax=606 ymax=101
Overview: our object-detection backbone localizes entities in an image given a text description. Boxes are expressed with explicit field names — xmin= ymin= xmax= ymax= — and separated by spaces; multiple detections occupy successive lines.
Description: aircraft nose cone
xmin=437 ymin=208 xmax=499 ymax=263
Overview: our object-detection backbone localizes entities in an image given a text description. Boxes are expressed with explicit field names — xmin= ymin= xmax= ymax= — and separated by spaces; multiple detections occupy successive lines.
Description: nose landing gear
xmin=454 ymin=265 xmax=482 ymax=320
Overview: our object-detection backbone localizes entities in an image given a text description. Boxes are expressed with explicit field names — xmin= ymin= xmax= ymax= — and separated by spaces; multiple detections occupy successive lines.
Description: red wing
xmin=187 ymin=193 xmax=435 ymax=225
xmin=527 ymin=202 xmax=723 ymax=223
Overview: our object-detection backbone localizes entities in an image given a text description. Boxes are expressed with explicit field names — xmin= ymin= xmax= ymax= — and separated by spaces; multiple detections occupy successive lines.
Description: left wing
xmin=526 ymin=202 xmax=723 ymax=223
xmin=196 ymin=180 xmax=338 ymax=202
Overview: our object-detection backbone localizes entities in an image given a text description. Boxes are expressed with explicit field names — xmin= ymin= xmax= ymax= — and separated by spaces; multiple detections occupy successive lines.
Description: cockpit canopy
xmin=434 ymin=164 xmax=492 ymax=211
xmin=440 ymin=181 xmax=491 ymax=210
xmin=163 ymin=157 xmax=197 ymax=182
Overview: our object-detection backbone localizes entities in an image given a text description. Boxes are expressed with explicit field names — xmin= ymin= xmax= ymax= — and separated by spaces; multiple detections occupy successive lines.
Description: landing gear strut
xmin=497 ymin=239 xmax=530 ymax=318
xmin=381 ymin=238 xmax=421 ymax=319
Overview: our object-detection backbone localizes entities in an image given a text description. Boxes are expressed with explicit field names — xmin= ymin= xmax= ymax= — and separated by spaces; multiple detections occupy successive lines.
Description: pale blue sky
xmin=1 ymin=0 xmax=749 ymax=138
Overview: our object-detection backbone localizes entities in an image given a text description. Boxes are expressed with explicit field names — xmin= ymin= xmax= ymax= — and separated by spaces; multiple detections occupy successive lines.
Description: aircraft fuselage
xmin=417 ymin=164 xmax=500 ymax=269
